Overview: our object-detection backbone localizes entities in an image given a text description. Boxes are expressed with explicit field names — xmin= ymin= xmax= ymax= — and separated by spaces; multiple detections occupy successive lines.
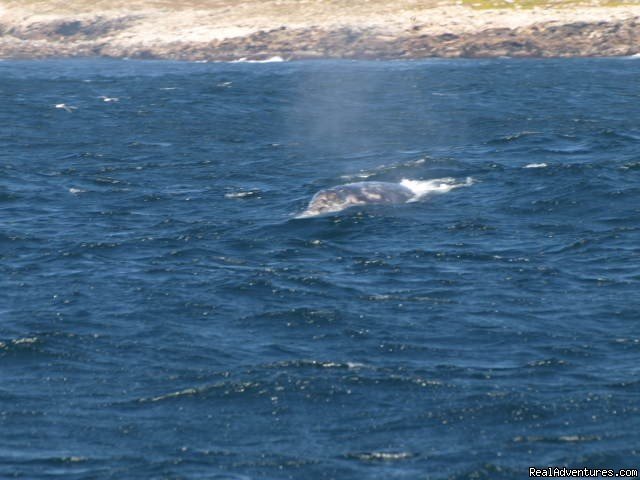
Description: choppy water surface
xmin=1 ymin=59 xmax=639 ymax=479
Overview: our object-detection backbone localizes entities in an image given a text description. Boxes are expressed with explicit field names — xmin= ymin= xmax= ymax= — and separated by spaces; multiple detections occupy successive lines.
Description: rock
xmin=0 ymin=8 xmax=639 ymax=60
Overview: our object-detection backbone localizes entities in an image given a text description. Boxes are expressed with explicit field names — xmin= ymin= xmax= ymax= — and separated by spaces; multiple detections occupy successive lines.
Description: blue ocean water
xmin=1 ymin=58 xmax=639 ymax=479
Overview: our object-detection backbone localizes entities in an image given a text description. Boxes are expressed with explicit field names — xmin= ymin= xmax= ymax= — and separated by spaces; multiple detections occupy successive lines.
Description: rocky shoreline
xmin=1 ymin=4 xmax=640 ymax=60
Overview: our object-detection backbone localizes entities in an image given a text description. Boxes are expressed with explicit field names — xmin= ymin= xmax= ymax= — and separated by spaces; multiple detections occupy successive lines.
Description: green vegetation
xmin=461 ymin=0 xmax=638 ymax=9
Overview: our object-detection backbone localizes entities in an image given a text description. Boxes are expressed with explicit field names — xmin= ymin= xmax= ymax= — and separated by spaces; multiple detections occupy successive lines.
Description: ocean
xmin=1 ymin=58 xmax=639 ymax=479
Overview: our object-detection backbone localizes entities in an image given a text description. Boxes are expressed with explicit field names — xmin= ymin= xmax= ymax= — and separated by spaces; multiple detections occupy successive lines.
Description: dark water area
xmin=1 ymin=58 xmax=639 ymax=479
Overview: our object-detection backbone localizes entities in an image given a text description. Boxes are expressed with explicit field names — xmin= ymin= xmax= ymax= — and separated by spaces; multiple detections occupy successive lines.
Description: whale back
xmin=300 ymin=181 xmax=415 ymax=217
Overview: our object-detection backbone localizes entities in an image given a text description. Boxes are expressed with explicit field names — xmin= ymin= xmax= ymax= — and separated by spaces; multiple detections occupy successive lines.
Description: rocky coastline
xmin=1 ymin=3 xmax=640 ymax=60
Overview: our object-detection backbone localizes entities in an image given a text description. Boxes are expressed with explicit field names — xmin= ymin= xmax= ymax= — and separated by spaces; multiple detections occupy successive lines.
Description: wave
xmin=230 ymin=56 xmax=285 ymax=64
xmin=339 ymin=158 xmax=427 ymax=181
xmin=346 ymin=451 xmax=415 ymax=462
xmin=224 ymin=190 xmax=261 ymax=199
xmin=402 ymin=176 xmax=473 ymax=200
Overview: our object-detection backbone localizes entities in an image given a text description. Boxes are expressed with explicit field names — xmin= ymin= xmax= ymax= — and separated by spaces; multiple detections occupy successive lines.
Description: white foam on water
xmin=340 ymin=172 xmax=375 ymax=180
xmin=12 ymin=337 xmax=38 ymax=345
xmin=225 ymin=190 xmax=261 ymax=199
xmin=353 ymin=451 xmax=414 ymax=461
xmin=401 ymin=176 xmax=474 ymax=200
xmin=231 ymin=56 xmax=285 ymax=63
xmin=69 ymin=188 xmax=86 ymax=195
xmin=54 ymin=103 xmax=77 ymax=112
xmin=60 ymin=456 xmax=87 ymax=463
xmin=252 ymin=56 xmax=285 ymax=63
xmin=524 ymin=163 xmax=548 ymax=168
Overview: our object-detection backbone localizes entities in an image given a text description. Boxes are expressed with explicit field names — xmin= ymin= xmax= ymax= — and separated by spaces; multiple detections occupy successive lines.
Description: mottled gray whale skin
xmin=298 ymin=181 xmax=415 ymax=218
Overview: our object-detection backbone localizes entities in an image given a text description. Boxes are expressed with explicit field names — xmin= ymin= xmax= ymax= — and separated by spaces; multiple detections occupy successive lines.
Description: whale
xmin=296 ymin=177 xmax=473 ymax=218
xmin=297 ymin=181 xmax=413 ymax=218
